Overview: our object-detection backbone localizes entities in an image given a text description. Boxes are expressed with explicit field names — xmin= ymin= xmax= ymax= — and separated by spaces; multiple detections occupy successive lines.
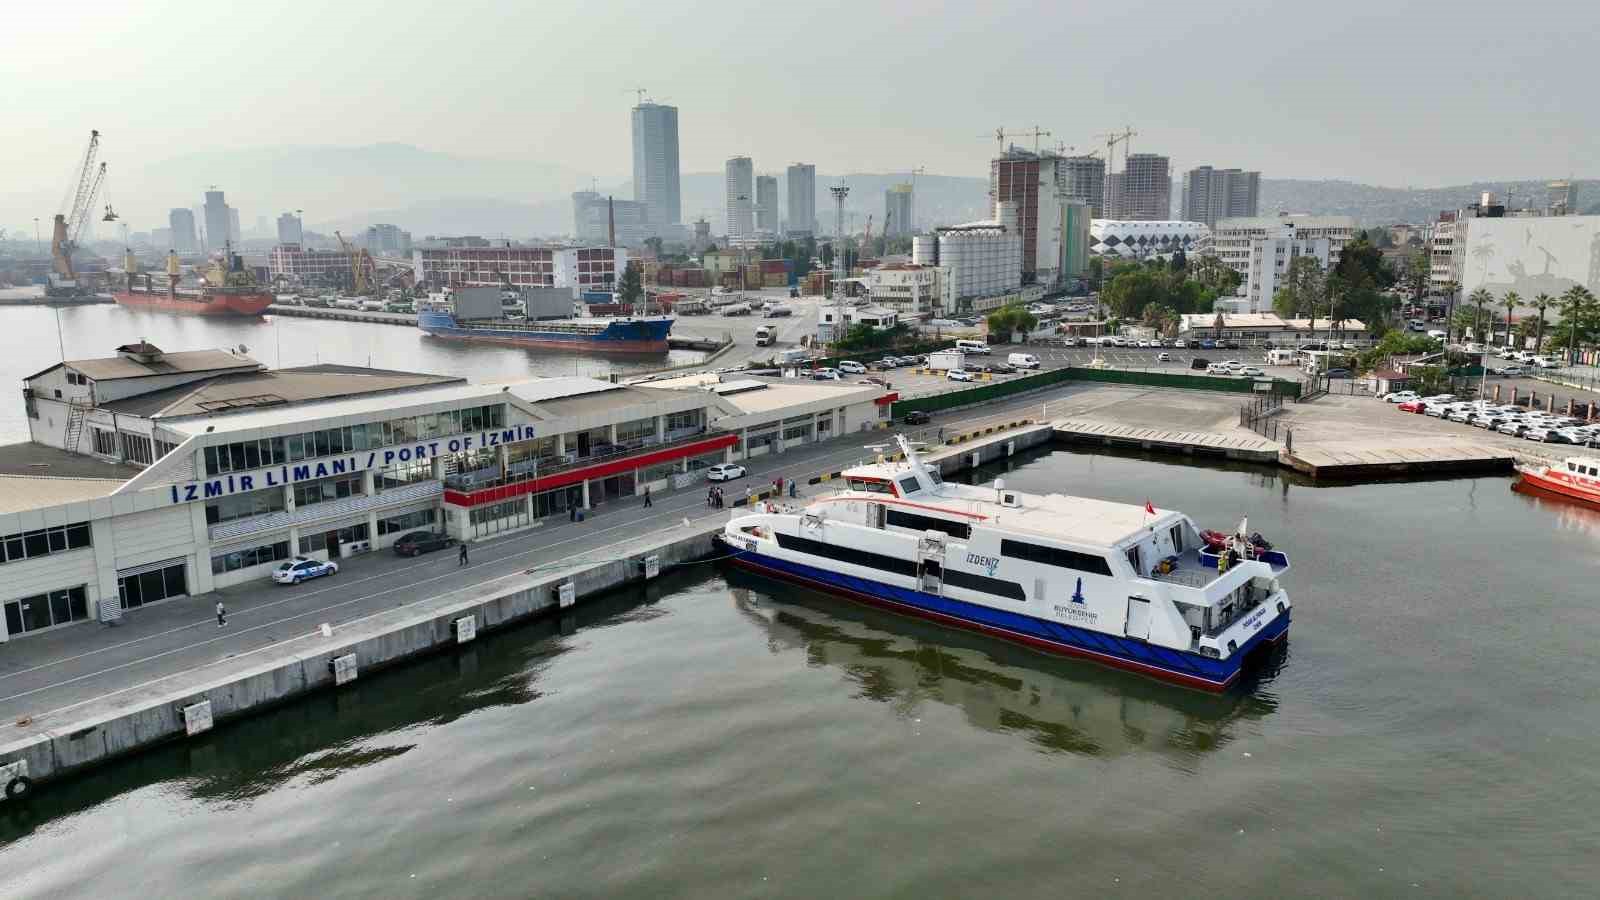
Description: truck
xmin=755 ymin=325 xmax=776 ymax=346
xmin=720 ymin=303 xmax=752 ymax=316
xmin=927 ymin=350 xmax=965 ymax=371
xmin=763 ymin=305 xmax=793 ymax=318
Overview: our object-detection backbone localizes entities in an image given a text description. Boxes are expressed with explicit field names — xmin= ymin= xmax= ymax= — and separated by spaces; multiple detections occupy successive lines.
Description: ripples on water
xmin=1 ymin=409 xmax=1598 ymax=897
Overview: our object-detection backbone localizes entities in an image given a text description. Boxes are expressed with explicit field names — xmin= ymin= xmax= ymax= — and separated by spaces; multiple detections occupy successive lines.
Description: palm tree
xmin=1501 ymin=291 xmax=1520 ymax=349
xmin=1558 ymin=286 xmax=1596 ymax=364
xmin=1468 ymin=287 xmax=1492 ymax=343
xmin=1533 ymin=293 xmax=1553 ymax=352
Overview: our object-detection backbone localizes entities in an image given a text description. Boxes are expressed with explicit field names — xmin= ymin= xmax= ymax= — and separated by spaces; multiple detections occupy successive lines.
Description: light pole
xmin=33 ymin=217 xmax=40 ymax=256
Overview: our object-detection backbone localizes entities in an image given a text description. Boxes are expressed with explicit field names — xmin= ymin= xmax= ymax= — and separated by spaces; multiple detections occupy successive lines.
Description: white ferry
xmin=716 ymin=437 xmax=1292 ymax=691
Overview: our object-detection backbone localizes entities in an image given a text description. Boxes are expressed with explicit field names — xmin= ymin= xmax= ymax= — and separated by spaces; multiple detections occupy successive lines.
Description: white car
xmin=1501 ymin=365 xmax=1525 ymax=376
xmin=1383 ymin=391 xmax=1420 ymax=403
xmin=1240 ymin=366 xmax=1265 ymax=377
xmin=1156 ymin=352 xmax=1172 ymax=362
xmin=272 ymin=556 xmax=339 ymax=585
xmin=838 ymin=360 xmax=867 ymax=374
xmin=705 ymin=463 xmax=747 ymax=481
xmin=1535 ymin=357 xmax=1562 ymax=369
xmin=946 ymin=369 xmax=975 ymax=382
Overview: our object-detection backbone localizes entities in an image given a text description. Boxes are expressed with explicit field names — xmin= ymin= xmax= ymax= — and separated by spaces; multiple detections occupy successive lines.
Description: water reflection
xmin=724 ymin=570 xmax=1281 ymax=770
xmin=1510 ymin=481 xmax=1600 ymax=539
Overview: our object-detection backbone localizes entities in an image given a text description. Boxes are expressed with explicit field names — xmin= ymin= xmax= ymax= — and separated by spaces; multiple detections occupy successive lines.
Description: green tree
xmin=1272 ymin=256 xmax=1326 ymax=326
xmin=1087 ymin=256 xmax=1105 ymax=293
xmin=1190 ymin=254 xmax=1241 ymax=296
xmin=1556 ymin=285 xmax=1597 ymax=362
xmin=1141 ymin=303 xmax=1179 ymax=337
xmin=1533 ymin=292 xmax=1553 ymax=350
xmin=1449 ymin=305 xmax=1478 ymax=343
xmin=986 ymin=304 xmax=1038 ymax=341
xmin=1334 ymin=236 xmax=1394 ymax=291
xmin=1500 ymin=291 xmax=1520 ymax=348
xmin=1103 ymin=268 xmax=1167 ymax=320
xmin=643 ymin=236 xmax=664 ymax=257
xmin=1468 ymin=287 xmax=1491 ymax=342
xmin=820 ymin=242 xmax=834 ymax=268
xmin=617 ymin=261 xmax=643 ymax=307
xmin=1402 ymin=250 xmax=1431 ymax=301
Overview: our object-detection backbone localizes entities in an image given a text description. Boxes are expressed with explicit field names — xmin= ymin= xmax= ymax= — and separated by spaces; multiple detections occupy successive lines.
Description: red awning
xmin=874 ymin=392 xmax=899 ymax=406
xmin=445 ymin=434 xmax=737 ymax=507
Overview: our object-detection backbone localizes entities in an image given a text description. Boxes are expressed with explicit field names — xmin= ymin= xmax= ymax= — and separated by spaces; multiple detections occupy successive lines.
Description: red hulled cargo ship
xmin=113 ymin=248 xmax=273 ymax=317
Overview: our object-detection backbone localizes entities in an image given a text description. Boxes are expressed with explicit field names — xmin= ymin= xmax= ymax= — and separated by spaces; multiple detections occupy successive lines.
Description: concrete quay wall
xmin=0 ymin=526 xmax=721 ymax=790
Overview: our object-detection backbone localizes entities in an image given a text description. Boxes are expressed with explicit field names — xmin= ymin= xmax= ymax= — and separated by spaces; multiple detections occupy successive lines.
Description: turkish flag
xmin=1144 ymin=500 xmax=1156 ymax=515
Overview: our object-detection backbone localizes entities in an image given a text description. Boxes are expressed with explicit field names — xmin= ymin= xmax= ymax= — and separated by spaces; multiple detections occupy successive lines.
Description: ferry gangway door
xmin=1124 ymin=596 xmax=1152 ymax=641
xmin=918 ymin=533 xmax=945 ymax=595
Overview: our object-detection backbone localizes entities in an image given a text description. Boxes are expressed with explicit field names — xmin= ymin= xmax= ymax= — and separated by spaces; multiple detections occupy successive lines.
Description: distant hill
xmin=1256 ymin=178 xmax=1598 ymax=225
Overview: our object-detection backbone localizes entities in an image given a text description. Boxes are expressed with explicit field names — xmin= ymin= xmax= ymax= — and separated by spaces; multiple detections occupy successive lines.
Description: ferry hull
xmin=113 ymin=289 xmax=274 ymax=317
xmin=1515 ymin=466 xmax=1600 ymax=508
xmin=722 ymin=545 xmax=1289 ymax=692
xmin=417 ymin=310 xmax=672 ymax=355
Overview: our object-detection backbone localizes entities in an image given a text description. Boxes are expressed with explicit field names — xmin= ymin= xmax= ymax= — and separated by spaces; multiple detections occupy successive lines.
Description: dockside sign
xmin=166 ymin=424 xmax=538 ymax=504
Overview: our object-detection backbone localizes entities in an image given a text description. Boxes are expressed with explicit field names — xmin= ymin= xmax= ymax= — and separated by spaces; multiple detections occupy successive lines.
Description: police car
xmin=271 ymin=556 xmax=340 ymax=585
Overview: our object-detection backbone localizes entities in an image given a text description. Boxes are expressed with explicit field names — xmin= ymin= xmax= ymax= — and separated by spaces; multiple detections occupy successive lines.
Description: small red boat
xmin=113 ymin=247 xmax=273 ymax=317
xmin=1515 ymin=456 xmax=1600 ymax=508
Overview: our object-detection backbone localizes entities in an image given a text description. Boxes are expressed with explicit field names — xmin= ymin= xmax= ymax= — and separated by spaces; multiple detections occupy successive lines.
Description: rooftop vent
xmin=115 ymin=341 xmax=164 ymax=364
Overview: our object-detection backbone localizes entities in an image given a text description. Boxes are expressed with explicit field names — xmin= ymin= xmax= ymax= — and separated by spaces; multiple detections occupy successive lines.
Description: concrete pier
xmin=1051 ymin=421 xmax=1280 ymax=462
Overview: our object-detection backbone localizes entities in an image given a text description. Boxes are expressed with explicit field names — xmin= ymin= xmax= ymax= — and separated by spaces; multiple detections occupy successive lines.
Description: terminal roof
xmin=104 ymin=368 xmax=465 ymax=418
xmin=28 ymin=349 xmax=261 ymax=382
xmin=0 ymin=443 xmax=138 ymax=514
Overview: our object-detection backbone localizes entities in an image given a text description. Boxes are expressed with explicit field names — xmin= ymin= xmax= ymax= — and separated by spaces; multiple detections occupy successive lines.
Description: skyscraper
xmin=1106 ymin=154 xmax=1171 ymax=221
xmin=885 ymin=184 xmax=913 ymax=237
xmin=227 ymin=207 xmax=241 ymax=244
xmin=202 ymin=190 xmax=229 ymax=252
xmin=725 ymin=157 xmax=754 ymax=240
xmin=1180 ymin=166 xmax=1260 ymax=227
xmin=991 ymin=146 xmax=1075 ymax=284
xmin=276 ymin=212 xmax=304 ymax=246
xmin=755 ymin=175 xmax=779 ymax=234
xmin=786 ymin=164 xmax=816 ymax=236
xmin=631 ymin=102 xmax=681 ymax=225
xmin=1060 ymin=156 xmax=1106 ymax=217
xmin=169 ymin=208 xmax=198 ymax=252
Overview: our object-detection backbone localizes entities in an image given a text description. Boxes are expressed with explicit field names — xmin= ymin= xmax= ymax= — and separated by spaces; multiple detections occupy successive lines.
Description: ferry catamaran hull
xmin=723 ymin=549 xmax=1289 ymax=691
xmin=717 ymin=436 xmax=1292 ymax=692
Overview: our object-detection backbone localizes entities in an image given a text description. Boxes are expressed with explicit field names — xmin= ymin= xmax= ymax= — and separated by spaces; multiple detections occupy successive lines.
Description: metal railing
xmin=1239 ymin=393 xmax=1285 ymax=441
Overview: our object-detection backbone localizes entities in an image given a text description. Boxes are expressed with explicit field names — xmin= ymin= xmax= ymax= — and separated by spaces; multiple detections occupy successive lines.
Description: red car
xmin=1398 ymin=400 xmax=1427 ymax=413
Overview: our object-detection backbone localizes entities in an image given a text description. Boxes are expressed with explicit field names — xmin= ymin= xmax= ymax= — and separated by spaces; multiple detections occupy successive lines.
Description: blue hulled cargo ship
xmin=417 ymin=308 xmax=674 ymax=354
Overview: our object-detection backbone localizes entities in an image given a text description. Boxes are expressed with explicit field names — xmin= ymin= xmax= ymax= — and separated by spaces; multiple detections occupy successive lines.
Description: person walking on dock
xmin=643 ymin=486 xmax=653 ymax=508
xmin=458 ymin=542 xmax=469 ymax=566
xmin=216 ymin=601 xmax=227 ymax=628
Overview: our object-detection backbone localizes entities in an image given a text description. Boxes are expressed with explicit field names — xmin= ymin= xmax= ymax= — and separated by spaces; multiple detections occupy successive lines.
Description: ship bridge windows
xmin=896 ymin=476 xmax=920 ymax=496
xmin=847 ymin=478 xmax=892 ymax=494
xmin=1000 ymin=539 xmax=1113 ymax=576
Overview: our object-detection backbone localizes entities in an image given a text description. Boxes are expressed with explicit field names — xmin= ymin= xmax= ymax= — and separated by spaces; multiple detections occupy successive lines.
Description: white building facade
xmin=863 ymin=264 xmax=941 ymax=319
xmin=1089 ymin=220 xmax=1209 ymax=259
xmin=920 ymin=202 xmax=1023 ymax=314
xmin=1211 ymin=215 xmax=1356 ymax=310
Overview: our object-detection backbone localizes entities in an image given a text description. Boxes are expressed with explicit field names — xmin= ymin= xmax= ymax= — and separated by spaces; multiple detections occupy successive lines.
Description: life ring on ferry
xmin=5 ymin=775 xmax=33 ymax=800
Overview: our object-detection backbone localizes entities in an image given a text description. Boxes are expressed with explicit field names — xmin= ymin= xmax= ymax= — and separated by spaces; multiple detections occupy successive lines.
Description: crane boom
xmin=72 ymin=163 xmax=110 ymax=245
xmin=61 ymin=130 xmax=101 ymax=229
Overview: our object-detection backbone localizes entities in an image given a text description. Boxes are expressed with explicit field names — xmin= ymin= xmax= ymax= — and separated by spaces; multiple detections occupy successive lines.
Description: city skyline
xmin=3 ymin=0 xmax=1596 ymax=232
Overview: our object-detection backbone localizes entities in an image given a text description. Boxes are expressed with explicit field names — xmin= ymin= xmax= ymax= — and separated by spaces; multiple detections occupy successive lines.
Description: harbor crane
xmin=49 ymin=129 xmax=117 ymax=294
xmin=334 ymin=230 xmax=377 ymax=295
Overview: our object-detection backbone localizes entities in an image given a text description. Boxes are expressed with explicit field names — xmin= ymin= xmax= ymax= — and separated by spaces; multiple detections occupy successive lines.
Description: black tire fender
xmin=6 ymin=775 xmax=34 ymax=800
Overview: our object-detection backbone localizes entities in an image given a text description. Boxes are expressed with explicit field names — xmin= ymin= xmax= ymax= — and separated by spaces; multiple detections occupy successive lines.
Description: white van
xmin=955 ymin=339 xmax=991 ymax=355
xmin=838 ymin=360 xmax=867 ymax=374
xmin=1007 ymin=352 xmax=1041 ymax=370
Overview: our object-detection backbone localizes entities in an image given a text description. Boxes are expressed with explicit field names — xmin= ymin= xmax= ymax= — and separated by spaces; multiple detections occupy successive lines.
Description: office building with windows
xmin=786 ymin=164 xmax=816 ymax=236
xmin=2 ymin=342 xmax=891 ymax=641
xmin=631 ymin=101 xmax=681 ymax=225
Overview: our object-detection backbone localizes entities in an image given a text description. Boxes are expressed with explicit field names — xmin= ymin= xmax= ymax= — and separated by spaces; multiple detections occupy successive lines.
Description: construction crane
xmin=333 ymin=230 xmax=376 ymax=295
xmin=625 ymin=87 xmax=649 ymax=105
xmin=1022 ymin=126 xmax=1053 ymax=154
xmin=1098 ymin=126 xmax=1138 ymax=169
xmin=1056 ymin=141 xmax=1101 ymax=159
xmin=49 ymin=130 xmax=116 ymax=294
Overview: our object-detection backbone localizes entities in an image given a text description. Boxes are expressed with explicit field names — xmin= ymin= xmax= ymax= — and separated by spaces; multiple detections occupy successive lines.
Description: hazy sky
xmin=3 ymin=0 xmax=1596 ymax=227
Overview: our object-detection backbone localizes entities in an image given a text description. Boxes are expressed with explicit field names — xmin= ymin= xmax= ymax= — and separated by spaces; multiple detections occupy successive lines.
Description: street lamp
xmin=33 ymin=217 xmax=40 ymax=256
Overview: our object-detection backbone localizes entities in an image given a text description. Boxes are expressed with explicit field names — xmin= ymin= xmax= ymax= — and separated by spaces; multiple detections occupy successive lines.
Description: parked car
xmin=272 ymin=556 xmax=339 ymax=585
xmin=1200 ymin=339 xmax=1217 ymax=350
xmin=902 ymin=410 xmax=932 ymax=425
xmin=1383 ymin=391 xmax=1420 ymax=403
xmin=980 ymin=362 xmax=1016 ymax=374
xmin=1501 ymin=365 xmax=1525 ymax=376
xmin=838 ymin=360 xmax=867 ymax=374
xmin=1535 ymin=357 xmax=1562 ymax=369
xmin=946 ymin=369 xmax=975 ymax=382
xmin=810 ymin=368 xmax=842 ymax=381
xmin=706 ymin=463 xmax=747 ymax=481
xmin=392 ymin=531 xmax=457 ymax=557
xmin=1189 ymin=357 xmax=1211 ymax=370
xmin=1157 ymin=352 xmax=1172 ymax=362
xmin=876 ymin=357 xmax=900 ymax=370
xmin=1324 ymin=368 xmax=1352 ymax=378
xmin=1239 ymin=366 xmax=1265 ymax=377
xmin=1397 ymin=399 xmax=1427 ymax=413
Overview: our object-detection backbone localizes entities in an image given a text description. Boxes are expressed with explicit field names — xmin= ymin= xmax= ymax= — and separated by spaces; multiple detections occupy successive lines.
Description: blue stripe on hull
xmin=725 ymin=548 xmax=1290 ymax=691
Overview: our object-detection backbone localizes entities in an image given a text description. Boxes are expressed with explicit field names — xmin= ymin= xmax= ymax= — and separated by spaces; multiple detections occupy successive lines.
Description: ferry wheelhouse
xmin=717 ymin=437 xmax=1292 ymax=691
xmin=1516 ymin=456 xmax=1600 ymax=508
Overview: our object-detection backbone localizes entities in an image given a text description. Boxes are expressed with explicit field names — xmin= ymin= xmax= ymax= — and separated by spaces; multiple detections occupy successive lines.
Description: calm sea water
xmin=1 ymin=447 xmax=1596 ymax=898
xmin=0 ymin=304 xmax=705 ymax=444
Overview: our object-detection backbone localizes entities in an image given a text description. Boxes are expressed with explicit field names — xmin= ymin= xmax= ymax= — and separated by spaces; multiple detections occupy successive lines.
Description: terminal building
xmin=2 ymin=343 xmax=892 ymax=642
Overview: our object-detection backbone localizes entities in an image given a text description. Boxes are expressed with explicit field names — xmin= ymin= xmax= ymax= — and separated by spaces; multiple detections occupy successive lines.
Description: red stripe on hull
xmin=114 ymin=291 xmax=274 ymax=316
xmin=420 ymin=332 xmax=668 ymax=355
xmin=723 ymin=553 xmax=1252 ymax=693
xmin=1515 ymin=470 xmax=1600 ymax=509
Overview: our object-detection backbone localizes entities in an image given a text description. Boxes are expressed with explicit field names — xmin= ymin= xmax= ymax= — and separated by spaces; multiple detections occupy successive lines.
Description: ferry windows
xmin=1126 ymin=546 xmax=1143 ymax=575
xmin=896 ymin=477 xmax=920 ymax=496
xmin=885 ymin=509 xmax=971 ymax=540
xmin=1169 ymin=525 xmax=1184 ymax=553
xmin=1000 ymin=539 xmax=1114 ymax=576
xmin=847 ymin=478 xmax=892 ymax=494
xmin=774 ymin=533 xmax=918 ymax=577
xmin=943 ymin=568 xmax=1027 ymax=602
